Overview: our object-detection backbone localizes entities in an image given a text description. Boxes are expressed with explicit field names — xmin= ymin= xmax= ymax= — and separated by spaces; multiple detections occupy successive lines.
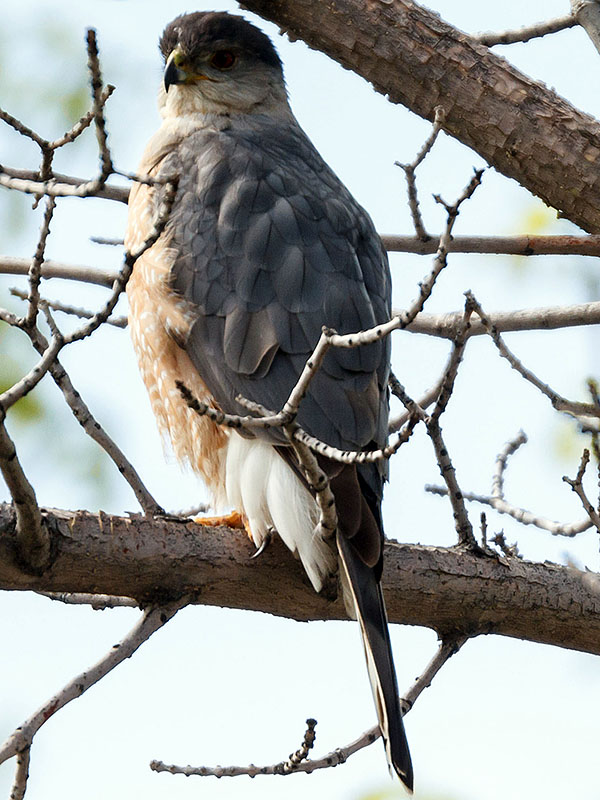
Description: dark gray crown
xmin=159 ymin=11 xmax=282 ymax=69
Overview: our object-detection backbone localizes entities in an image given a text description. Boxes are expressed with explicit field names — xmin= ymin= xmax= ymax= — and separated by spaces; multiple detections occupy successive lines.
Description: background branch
xmin=473 ymin=14 xmax=577 ymax=46
xmin=381 ymin=234 xmax=600 ymax=256
xmin=151 ymin=634 xmax=468 ymax=779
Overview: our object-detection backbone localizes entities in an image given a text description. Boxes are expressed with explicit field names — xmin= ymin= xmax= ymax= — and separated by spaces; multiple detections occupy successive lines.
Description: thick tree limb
xmin=240 ymin=0 xmax=600 ymax=233
xmin=1 ymin=503 xmax=599 ymax=655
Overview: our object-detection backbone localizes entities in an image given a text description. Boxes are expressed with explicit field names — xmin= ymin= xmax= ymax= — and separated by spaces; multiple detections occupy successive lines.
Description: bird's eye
xmin=210 ymin=50 xmax=236 ymax=70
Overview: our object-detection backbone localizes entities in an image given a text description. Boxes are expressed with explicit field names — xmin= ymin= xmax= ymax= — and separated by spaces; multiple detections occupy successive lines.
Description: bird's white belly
xmin=222 ymin=433 xmax=337 ymax=592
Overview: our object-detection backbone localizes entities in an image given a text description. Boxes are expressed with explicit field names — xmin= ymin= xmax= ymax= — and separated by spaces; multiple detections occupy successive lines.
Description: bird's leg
xmin=193 ymin=509 xmax=245 ymax=528
xmin=193 ymin=510 xmax=254 ymax=540
xmin=193 ymin=512 xmax=273 ymax=558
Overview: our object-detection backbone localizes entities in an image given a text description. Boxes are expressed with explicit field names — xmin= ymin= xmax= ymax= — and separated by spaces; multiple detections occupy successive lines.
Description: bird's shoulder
xmin=164 ymin=114 xmax=390 ymax=305
xmin=157 ymin=114 xmax=391 ymax=456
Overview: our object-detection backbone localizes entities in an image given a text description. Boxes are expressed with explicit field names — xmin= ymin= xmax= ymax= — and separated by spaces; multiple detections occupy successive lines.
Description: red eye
xmin=210 ymin=50 xmax=236 ymax=70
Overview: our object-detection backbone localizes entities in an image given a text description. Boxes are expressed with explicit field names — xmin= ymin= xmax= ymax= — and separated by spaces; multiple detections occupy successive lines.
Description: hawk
xmin=125 ymin=11 xmax=413 ymax=790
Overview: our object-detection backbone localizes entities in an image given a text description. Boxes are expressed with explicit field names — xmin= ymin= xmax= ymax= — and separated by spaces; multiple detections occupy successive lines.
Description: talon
xmin=250 ymin=528 xmax=273 ymax=559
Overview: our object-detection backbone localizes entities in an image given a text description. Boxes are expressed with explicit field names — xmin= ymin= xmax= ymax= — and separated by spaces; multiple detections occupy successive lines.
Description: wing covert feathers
xmin=336 ymin=530 xmax=414 ymax=793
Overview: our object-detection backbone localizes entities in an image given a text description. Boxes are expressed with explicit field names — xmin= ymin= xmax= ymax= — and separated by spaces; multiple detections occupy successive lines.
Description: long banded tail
xmin=337 ymin=530 xmax=413 ymax=792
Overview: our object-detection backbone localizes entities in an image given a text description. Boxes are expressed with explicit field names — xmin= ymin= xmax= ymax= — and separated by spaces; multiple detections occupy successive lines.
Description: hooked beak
xmin=164 ymin=53 xmax=188 ymax=92
xmin=164 ymin=48 xmax=213 ymax=92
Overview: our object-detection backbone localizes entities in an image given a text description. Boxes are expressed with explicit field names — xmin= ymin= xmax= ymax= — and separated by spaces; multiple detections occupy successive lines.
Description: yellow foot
xmin=193 ymin=510 xmax=253 ymax=539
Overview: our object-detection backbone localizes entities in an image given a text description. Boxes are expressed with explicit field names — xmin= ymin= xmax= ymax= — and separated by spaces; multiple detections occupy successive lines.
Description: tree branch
xmin=0 ymin=256 xmax=118 ymax=287
xmin=240 ymin=0 xmax=600 ymax=233
xmin=1 ymin=503 xmax=599 ymax=655
xmin=473 ymin=14 xmax=577 ymax=46
xmin=381 ymin=234 xmax=600 ymax=257
xmin=150 ymin=634 xmax=468 ymax=779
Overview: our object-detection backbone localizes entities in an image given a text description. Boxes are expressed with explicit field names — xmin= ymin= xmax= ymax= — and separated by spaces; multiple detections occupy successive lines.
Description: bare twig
xmin=427 ymin=431 xmax=593 ymax=536
xmin=395 ymin=106 xmax=445 ymax=240
xmin=390 ymin=375 xmax=477 ymax=548
xmin=0 ymin=598 xmax=189 ymax=767
xmin=401 ymin=634 xmax=469 ymax=711
xmin=320 ymin=170 xmax=484 ymax=351
xmin=429 ymin=299 xmax=473 ymax=422
xmin=0 ymin=333 xmax=64 ymax=410
xmin=480 ymin=512 xmax=488 ymax=548
xmin=0 ymin=32 xmax=117 ymax=205
xmin=51 ymin=86 xmax=115 ymax=148
xmin=66 ymin=177 xmax=177 ymax=345
xmin=491 ymin=531 xmax=521 ymax=558
xmin=0 ymin=172 xmax=123 ymax=199
xmin=179 ymin=381 xmax=418 ymax=465
xmin=176 ymin=382 xmax=291 ymax=431
xmin=86 ymin=29 xmax=114 ymax=182
xmin=0 ymin=167 xmax=128 ymax=202
xmin=23 ymin=324 xmax=163 ymax=515
xmin=151 ymin=635 xmax=468 ymax=779
xmin=292 ymin=418 xmax=419 ymax=463
xmin=37 ymin=592 xmax=139 ymax=609
xmin=0 ymin=416 xmax=48 ymax=570
xmin=467 ymin=292 xmax=600 ymax=419
xmin=563 ymin=450 xmax=600 ymax=532
xmin=9 ymin=745 xmax=30 ymax=800
xmin=388 ymin=376 xmax=443 ymax=433
xmin=24 ymin=197 xmax=56 ymax=329
xmin=0 ymin=256 xmax=118 ymax=287
xmin=427 ymin=484 xmax=593 ymax=537
xmin=284 ymin=719 xmax=318 ymax=771
xmin=474 ymin=14 xmax=577 ymax=46
xmin=10 ymin=288 xmax=127 ymax=328
xmin=404 ymin=300 xmax=600 ymax=340
xmin=491 ymin=430 xmax=528 ymax=500
xmin=289 ymin=434 xmax=338 ymax=539
xmin=394 ymin=168 xmax=485 ymax=331
xmin=428 ymin=415 xmax=476 ymax=548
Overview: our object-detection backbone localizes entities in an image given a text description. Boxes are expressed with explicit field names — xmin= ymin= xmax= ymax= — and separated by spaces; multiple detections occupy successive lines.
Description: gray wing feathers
xmin=166 ymin=116 xmax=390 ymax=475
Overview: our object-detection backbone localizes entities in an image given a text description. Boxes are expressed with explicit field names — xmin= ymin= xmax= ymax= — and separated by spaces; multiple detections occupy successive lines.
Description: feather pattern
xmin=126 ymin=11 xmax=413 ymax=790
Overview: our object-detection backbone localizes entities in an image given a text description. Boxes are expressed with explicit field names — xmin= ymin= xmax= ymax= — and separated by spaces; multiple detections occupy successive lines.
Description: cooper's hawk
xmin=125 ymin=11 xmax=413 ymax=790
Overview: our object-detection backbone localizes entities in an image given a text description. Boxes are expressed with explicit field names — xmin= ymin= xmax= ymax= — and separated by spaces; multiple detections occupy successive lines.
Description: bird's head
xmin=158 ymin=12 xmax=290 ymax=119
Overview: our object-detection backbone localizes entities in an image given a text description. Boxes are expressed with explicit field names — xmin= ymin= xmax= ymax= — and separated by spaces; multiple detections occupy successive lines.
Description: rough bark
xmin=1 ymin=503 xmax=599 ymax=655
xmin=240 ymin=0 xmax=600 ymax=233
